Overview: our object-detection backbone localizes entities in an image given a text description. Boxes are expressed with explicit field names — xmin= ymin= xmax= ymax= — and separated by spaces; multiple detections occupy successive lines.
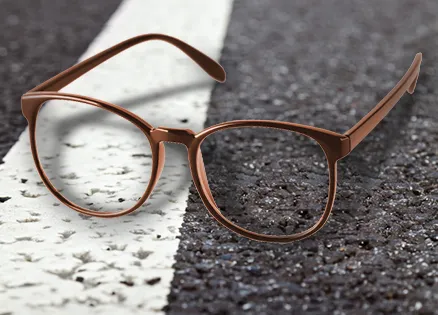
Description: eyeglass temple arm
xmin=344 ymin=53 xmax=422 ymax=151
xmin=29 ymin=34 xmax=226 ymax=93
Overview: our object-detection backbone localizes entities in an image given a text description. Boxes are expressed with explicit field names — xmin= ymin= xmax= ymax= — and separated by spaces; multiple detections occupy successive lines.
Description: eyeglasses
xmin=22 ymin=34 xmax=422 ymax=243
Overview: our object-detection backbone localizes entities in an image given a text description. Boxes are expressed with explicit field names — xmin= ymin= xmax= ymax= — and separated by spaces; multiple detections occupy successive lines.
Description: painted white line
xmin=0 ymin=0 xmax=233 ymax=314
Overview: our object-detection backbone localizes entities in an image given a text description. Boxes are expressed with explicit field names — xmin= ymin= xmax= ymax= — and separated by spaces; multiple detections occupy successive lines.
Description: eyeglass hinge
xmin=339 ymin=135 xmax=351 ymax=159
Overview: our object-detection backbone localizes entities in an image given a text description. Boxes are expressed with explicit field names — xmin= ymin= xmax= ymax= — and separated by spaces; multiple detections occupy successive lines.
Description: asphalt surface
xmin=1 ymin=1 xmax=437 ymax=315
xmin=0 ymin=0 xmax=122 ymax=161
xmin=167 ymin=1 xmax=438 ymax=314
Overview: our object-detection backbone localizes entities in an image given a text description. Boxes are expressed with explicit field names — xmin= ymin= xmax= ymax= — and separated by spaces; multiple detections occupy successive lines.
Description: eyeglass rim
xmin=23 ymin=94 xmax=160 ymax=217
xmin=192 ymin=120 xmax=341 ymax=243
xmin=189 ymin=110 xmax=346 ymax=242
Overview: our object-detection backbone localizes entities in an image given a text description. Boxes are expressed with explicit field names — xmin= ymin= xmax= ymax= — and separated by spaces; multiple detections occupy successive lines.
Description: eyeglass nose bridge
xmin=150 ymin=127 xmax=196 ymax=147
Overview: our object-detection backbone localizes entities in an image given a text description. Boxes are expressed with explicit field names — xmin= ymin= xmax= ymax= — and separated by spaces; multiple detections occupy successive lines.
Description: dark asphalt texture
xmin=167 ymin=1 xmax=438 ymax=315
xmin=1 ymin=1 xmax=437 ymax=314
xmin=0 ymin=0 xmax=121 ymax=162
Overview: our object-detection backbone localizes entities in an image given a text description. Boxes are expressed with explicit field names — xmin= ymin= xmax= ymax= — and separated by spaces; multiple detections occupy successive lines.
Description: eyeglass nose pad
xmin=149 ymin=142 xmax=166 ymax=190
xmin=157 ymin=142 xmax=166 ymax=178
xmin=196 ymin=149 xmax=219 ymax=208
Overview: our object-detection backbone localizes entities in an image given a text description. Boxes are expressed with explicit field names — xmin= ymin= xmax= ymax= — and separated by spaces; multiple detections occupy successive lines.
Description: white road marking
xmin=0 ymin=0 xmax=233 ymax=314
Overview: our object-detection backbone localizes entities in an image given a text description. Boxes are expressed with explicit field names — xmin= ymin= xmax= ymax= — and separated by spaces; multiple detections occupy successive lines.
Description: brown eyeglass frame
xmin=21 ymin=34 xmax=422 ymax=243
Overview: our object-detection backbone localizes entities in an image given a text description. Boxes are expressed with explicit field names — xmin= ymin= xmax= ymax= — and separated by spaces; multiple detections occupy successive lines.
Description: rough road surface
xmin=167 ymin=1 xmax=438 ymax=314
xmin=0 ymin=0 xmax=437 ymax=315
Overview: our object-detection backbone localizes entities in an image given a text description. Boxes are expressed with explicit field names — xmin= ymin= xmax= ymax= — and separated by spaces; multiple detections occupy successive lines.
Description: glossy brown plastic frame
xmin=21 ymin=34 xmax=422 ymax=243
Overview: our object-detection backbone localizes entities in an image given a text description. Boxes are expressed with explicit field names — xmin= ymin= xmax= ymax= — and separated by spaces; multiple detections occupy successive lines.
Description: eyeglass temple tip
xmin=205 ymin=60 xmax=226 ymax=83
xmin=213 ymin=65 xmax=226 ymax=83
xmin=407 ymin=52 xmax=422 ymax=94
